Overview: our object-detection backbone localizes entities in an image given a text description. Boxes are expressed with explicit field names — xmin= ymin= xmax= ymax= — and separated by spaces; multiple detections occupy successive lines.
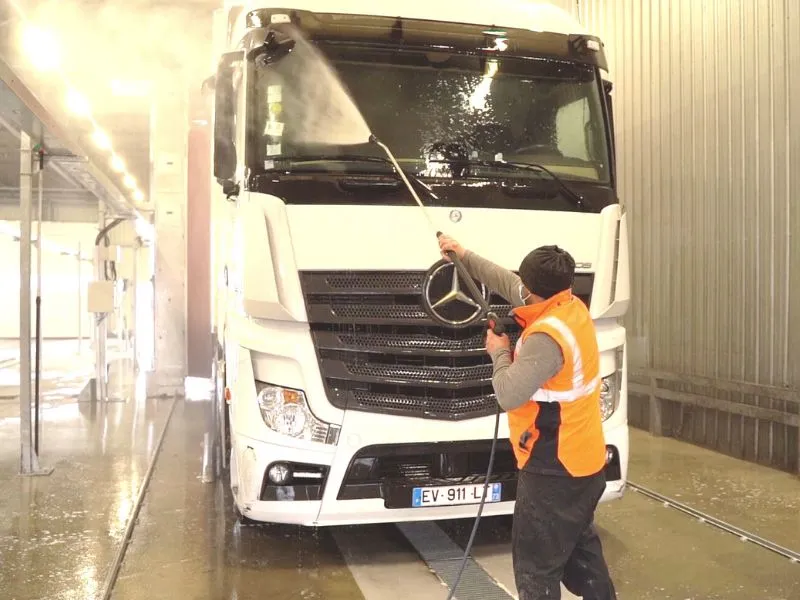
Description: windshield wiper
xmin=428 ymin=158 xmax=585 ymax=210
xmin=265 ymin=154 xmax=438 ymax=201
xmin=266 ymin=154 xmax=393 ymax=169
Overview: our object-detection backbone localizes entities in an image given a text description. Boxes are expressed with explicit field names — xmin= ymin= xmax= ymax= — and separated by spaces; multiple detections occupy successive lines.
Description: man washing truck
xmin=439 ymin=234 xmax=618 ymax=600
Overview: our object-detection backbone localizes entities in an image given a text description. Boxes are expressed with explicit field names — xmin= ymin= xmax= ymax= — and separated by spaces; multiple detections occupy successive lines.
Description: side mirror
xmin=200 ymin=74 xmax=215 ymax=96
xmin=213 ymin=52 xmax=241 ymax=184
xmin=221 ymin=180 xmax=240 ymax=200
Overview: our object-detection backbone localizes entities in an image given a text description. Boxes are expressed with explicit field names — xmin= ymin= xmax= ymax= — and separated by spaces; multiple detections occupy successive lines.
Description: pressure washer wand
xmin=370 ymin=135 xmax=439 ymax=232
xmin=370 ymin=135 xmax=505 ymax=336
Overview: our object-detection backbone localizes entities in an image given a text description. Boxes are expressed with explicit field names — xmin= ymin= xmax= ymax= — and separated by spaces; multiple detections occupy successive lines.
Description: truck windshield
xmin=247 ymin=44 xmax=611 ymax=183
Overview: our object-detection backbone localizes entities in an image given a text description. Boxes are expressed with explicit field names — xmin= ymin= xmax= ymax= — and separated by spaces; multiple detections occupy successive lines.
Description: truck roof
xmin=227 ymin=1 xmax=591 ymax=38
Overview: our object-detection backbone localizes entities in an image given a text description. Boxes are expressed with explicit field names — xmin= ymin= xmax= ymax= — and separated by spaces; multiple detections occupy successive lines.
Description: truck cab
xmin=209 ymin=1 xmax=630 ymax=525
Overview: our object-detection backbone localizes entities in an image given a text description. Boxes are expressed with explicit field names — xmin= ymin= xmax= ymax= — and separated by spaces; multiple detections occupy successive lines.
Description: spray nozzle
xmin=249 ymin=28 xmax=297 ymax=67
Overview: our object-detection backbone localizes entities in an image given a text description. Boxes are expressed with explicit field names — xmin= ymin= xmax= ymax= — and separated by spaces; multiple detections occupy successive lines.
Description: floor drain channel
xmin=396 ymin=522 xmax=515 ymax=600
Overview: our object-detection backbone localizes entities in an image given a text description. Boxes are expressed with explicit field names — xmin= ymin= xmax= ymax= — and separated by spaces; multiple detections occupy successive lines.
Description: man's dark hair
xmin=518 ymin=245 xmax=576 ymax=299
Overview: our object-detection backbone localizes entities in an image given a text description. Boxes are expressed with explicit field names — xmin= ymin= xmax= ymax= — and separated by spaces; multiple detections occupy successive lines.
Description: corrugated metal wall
xmin=568 ymin=0 xmax=800 ymax=470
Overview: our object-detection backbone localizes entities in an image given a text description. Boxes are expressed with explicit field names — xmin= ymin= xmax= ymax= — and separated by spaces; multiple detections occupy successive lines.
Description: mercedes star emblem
xmin=449 ymin=209 xmax=462 ymax=223
xmin=421 ymin=259 xmax=489 ymax=328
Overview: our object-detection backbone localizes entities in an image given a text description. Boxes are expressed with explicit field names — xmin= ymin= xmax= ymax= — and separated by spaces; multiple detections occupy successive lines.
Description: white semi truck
xmin=208 ymin=0 xmax=630 ymax=525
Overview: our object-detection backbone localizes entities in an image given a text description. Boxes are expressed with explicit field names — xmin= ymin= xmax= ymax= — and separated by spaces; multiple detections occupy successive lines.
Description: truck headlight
xmin=599 ymin=372 xmax=620 ymax=421
xmin=256 ymin=382 xmax=340 ymax=444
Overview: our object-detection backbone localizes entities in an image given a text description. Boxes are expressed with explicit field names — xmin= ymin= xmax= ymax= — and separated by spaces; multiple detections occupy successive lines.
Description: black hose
xmin=95 ymin=218 xmax=125 ymax=246
xmin=96 ymin=218 xmax=124 ymax=282
xmin=446 ymin=403 xmax=502 ymax=600
xmin=439 ymin=254 xmax=505 ymax=598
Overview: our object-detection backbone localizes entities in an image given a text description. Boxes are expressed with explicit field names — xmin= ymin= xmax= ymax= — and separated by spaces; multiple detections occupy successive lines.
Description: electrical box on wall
xmin=87 ymin=281 xmax=115 ymax=313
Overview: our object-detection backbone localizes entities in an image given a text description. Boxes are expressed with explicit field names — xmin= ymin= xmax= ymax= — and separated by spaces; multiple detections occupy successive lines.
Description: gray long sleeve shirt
xmin=461 ymin=251 xmax=565 ymax=411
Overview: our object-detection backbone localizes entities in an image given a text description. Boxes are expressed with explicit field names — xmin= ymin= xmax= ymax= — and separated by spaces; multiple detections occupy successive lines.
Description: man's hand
xmin=486 ymin=328 xmax=511 ymax=355
xmin=438 ymin=233 xmax=467 ymax=261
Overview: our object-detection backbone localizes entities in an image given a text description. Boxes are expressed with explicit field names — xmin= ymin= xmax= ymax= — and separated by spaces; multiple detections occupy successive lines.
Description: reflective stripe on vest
xmin=533 ymin=316 xmax=600 ymax=402
xmin=514 ymin=316 xmax=601 ymax=403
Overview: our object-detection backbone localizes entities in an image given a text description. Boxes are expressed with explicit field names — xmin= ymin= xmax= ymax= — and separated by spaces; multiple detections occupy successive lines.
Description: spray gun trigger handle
xmin=486 ymin=312 xmax=506 ymax=336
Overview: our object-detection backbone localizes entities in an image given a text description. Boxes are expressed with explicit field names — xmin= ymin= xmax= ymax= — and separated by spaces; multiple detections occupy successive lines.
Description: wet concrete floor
xmin=110 ymin=399 xmax=800 ymax=600
xmin=0 ymin=397 xmax=172 ymax=599
xmin=1 ymin=363 xmax=799 ymax=599
xmin=0 ymin=346 xmax=167 ymax=600
xmin=626 ymin=427 xmax=800 ymax=552
xmin=112 ymin=400 xmax=368 ymax=600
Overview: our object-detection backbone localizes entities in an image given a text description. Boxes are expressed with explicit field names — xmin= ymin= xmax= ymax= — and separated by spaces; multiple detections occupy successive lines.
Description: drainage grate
xmin=396 ymin=521 xmax=515 ymax=600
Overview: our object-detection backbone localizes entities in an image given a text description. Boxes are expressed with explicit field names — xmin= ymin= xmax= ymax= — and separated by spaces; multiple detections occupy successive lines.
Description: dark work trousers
xmin=512 ymin=469 xmax=617 ymax=600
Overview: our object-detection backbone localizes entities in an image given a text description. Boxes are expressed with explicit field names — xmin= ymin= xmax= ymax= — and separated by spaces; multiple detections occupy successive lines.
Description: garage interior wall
xmin=0 ymin=221 xmax=95 ymax=340
xmin=576 ymin=0 xmax=800 ymax=470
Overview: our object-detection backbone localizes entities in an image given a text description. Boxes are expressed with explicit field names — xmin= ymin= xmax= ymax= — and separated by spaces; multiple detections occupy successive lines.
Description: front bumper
xmin=233 ymin=418 xmax=629 ymax=526
xmin=230 ymin=320 xmax=629 ymax=525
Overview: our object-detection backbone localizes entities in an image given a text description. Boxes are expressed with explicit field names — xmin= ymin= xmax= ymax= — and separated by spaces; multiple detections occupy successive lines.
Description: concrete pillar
xmin=135 ymin=240 xmax=155 ymax=372
xmin=147 ymin=84 xmax=189 ymax=397
xmin=187 ymin=94 xmax=212 ymax=379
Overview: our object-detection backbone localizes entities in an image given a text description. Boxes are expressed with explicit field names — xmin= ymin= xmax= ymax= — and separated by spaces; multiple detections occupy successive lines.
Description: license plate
xmin=411 ymin=483 xmax=502 ymax=507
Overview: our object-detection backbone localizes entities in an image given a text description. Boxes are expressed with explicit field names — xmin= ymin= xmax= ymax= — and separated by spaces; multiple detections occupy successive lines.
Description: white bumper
xmin=233 ymin=410 xmax=628 ymax=527
xmin=228 ymin=317 xmax=629 ymax=526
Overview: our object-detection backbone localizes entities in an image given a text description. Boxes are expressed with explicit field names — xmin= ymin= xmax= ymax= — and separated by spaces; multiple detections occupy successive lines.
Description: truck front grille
xmin=299 ymin=270 xmax=593 ymax=421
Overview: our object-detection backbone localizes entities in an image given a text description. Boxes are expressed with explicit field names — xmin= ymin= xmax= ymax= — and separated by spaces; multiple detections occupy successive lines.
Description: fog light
xmin=606 ymin=447 xmax=615 ymax=464
xmin=268 ymin=463 xmax=291 ymax=485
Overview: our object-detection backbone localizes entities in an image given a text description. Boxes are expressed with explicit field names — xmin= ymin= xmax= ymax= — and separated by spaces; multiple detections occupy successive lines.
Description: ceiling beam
xmin=0 ymin=55 xmax=144 ymax=219
xmin=0 ymin=112 xmax=87 ymax=190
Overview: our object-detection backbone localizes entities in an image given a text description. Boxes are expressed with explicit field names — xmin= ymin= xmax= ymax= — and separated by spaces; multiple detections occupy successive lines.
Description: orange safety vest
xmin=506 ymin=289 xmax=607 ymax=477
